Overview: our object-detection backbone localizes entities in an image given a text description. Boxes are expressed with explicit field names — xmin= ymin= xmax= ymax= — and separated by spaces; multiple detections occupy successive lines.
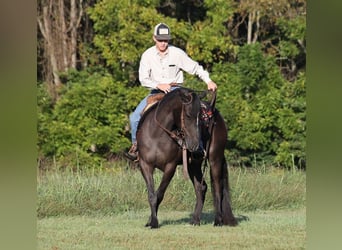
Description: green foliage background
xmin=37 ymin=0 xmax=306 ymax=168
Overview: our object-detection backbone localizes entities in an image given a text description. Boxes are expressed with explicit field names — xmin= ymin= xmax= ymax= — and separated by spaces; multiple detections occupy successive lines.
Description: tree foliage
xmin=38 ymin=70 xmax=148 ymax=166
xmin=37 ymin=0 xmax=306 ymax=168
xmin=212 ymin=43 xmax=305 ymax=167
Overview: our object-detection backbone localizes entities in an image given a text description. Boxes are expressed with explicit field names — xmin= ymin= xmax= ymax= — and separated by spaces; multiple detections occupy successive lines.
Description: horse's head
xmin=152 ymin=88 xmax=202 ymax=152
xmin=179 ymin=89 xmax=201 ymax=152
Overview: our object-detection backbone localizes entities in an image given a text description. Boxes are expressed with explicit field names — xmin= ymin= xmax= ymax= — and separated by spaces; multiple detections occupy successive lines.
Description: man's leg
xmin=130 ymin=96 xmax=148 ymax=143
xmin=125 ymin=96 xmax=149 ymax=160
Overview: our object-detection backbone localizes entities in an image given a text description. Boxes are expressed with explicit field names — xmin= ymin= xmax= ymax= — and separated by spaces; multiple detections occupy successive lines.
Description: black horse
xmin=136 ymin=87 xmax=237 ymax=228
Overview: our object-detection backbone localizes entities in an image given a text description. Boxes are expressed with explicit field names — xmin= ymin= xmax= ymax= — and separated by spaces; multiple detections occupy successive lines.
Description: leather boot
xmin=124 ymin=142 xmax=138 ymax=161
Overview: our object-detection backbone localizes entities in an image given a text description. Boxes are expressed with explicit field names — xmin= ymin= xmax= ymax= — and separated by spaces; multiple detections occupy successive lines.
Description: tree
xmin=212 ymin=43 xmax=305 ymax=168
xmin=37 ymin=0 xmax=87 ymax=98
xmin=37 ymin=70 xmax=148 ymax=167
xmin=37 ymin=0 xmax=306 ymax=168
xmin=88 ymin=0 xmax=192 ymax=85
xmin=230 ymin=0 xmax=306 ymax=80
xmin=185 ymin=0 xmax=237 ymax=67
xmin=235 ymin=0 xmax=290 ymax=44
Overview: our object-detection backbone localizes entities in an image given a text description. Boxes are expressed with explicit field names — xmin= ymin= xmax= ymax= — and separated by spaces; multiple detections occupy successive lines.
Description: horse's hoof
xmin=227 ymin=218 xmax=238 ymax=227
xmin=146 ymin=218 xmax=159 ymax=229
xmin=149 ymin=222 xmax=159 ymax=229
xmin=190 ymin=218 xmax=201 ymax=226
xmin=145 ymin=223 xmax=159 ymax=229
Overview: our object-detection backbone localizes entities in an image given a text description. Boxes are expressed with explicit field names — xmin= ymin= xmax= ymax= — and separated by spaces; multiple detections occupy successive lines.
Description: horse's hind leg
xmin=221 ymin=160 xmax=238 ymax=226
xmin=188 ymin=159 xmax=207 ymax=225
xmin=210 ymin=157 xmax=237 ymax=226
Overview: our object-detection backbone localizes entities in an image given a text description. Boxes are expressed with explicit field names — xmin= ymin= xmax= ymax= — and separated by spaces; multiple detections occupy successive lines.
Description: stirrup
xmin=124 ymin=151 xmax=138 ymax=161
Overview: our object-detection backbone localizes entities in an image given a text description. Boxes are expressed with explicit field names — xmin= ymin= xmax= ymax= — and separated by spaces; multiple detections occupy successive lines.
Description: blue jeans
xmin=129 ymin=89 xmax=161 ymax=143
xmin=129 ymin=87 xmax=178 ymax=143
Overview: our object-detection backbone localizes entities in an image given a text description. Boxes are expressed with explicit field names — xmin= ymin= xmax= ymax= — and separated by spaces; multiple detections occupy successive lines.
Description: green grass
xmin=37 ymin=208 xmax=306 ymax=249
xmin=37 ymin=163 xmax=306 ymax=249
xmin=37 ymin=162 xmax=306 ymax=217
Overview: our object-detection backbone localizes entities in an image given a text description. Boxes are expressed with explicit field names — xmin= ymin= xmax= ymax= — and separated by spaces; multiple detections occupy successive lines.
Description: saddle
xmin=141 ymin=93 xmax=165 ymax=114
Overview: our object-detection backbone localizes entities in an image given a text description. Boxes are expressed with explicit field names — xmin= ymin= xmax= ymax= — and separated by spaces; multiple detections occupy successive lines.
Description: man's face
xmin=153 ymin=36 xmax=169 ymax=52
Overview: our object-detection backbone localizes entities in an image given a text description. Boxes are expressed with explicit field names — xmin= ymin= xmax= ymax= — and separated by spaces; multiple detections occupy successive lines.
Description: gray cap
xmin=153 ymin=23 xmax=171 ymax=40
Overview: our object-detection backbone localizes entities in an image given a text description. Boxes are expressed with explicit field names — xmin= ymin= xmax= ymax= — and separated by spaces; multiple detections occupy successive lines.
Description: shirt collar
xmin=154 ymin=46 xmax=169 ymax=57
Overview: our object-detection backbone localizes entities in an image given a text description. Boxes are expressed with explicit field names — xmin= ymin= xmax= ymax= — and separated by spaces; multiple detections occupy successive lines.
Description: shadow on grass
xmin=160 ymin=212 xmax=249 ymax=227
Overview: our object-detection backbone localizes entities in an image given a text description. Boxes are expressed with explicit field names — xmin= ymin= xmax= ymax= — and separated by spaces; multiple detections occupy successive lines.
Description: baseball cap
xmin=153 ymin=23 xmax=171 ymax=40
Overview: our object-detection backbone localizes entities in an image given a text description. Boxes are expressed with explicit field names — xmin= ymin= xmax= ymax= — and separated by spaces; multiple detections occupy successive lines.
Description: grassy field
xmin=37 ymin=162 xmax=306 ymax=249
xmin=37 ymin=208 xmax=306 ymax=249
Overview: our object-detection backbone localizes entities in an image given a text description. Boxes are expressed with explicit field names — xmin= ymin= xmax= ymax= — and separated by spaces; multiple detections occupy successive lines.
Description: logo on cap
xmin=154 ymin=23 xmax=171 ymax=40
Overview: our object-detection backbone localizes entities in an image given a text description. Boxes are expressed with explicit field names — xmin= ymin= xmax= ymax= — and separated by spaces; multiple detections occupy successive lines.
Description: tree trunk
xmin=70 ymin=0 xmax=78 ymax=69
xmin=59 ymin=0 xmax=69 ymax=71
xmin=252 ymin=11 xmax=260 ymax=43
xmin=39 ymin=6 xmax=62 ymax=87
xmin=247 ymin=11 xmax=254 ymax=44
xmin=37 ymin=0 xmax=85 ymax=85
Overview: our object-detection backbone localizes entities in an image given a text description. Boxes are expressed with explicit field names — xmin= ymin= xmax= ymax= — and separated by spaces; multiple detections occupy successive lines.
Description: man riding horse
xmin=125 ymin=23 xmax=217 ymax=161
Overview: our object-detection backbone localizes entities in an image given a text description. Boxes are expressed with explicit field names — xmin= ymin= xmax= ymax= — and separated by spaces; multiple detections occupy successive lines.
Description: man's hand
xmin=157 ymin=83 xmax=172 ymax=93
xmin=207 ymin=81 xmax=217 ymax=91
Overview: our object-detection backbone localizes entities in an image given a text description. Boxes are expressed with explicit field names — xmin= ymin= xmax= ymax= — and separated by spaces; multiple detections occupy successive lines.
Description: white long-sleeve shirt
xmin=138 ymin=45 xmax=212 ymax=89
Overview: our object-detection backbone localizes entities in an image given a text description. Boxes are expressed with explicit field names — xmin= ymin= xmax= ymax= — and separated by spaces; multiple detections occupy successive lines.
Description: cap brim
xmin=154 ymin=35 xmax=171 ymax=40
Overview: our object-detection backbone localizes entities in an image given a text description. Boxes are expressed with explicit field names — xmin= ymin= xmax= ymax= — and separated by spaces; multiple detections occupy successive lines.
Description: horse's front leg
xmin=139 ymin=161 xmax=158 ymax=228
xmin=188 ymin=159 xmax=207 ymax=226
